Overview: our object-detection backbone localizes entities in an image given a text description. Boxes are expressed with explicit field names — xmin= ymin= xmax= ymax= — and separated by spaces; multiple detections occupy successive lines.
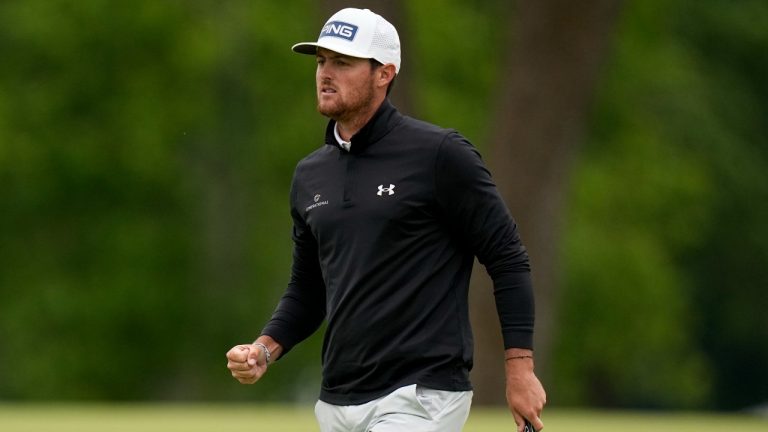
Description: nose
xmin=317 ymin=66 xmax=332 ymax=84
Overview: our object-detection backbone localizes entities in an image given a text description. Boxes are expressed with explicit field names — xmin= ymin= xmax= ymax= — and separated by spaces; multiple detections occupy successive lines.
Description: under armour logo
xmin=377 ymin=184 xmax=395 ymax=196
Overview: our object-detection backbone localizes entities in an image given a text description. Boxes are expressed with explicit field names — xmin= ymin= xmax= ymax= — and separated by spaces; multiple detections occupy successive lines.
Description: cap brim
xmin=291 ymin=42 xmax=320 ymax=55
xmin=291 ymin=41 xmax=373 ymax=60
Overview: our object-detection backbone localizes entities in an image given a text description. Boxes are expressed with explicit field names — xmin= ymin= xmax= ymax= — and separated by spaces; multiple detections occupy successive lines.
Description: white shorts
xmin=314 ymin=384 xmax=473 ymax=432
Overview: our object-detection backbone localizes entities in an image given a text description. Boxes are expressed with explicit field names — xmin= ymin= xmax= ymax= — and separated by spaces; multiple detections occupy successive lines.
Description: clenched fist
xmin=226 ymin=344 xmax=268 ymax=384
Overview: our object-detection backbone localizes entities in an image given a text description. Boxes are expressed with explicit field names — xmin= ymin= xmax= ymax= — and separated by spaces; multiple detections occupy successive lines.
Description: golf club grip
xmin=524 ymin=420 xmax=536 ymax=432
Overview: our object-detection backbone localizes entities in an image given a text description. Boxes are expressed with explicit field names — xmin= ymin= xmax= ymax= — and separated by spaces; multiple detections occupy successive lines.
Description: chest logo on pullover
xmin=306 ymin=193 xmax=329 ymax=212
xmin=377 ymin=184 xmax=396 ymax=196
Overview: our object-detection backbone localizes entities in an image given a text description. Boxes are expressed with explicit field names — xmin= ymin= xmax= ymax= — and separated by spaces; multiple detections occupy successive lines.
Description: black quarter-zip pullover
xmin=262 ymin=99 xmax=534 ymax=405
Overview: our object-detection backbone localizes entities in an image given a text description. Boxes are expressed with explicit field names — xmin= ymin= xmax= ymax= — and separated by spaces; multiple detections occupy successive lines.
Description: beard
xmin=317 ymin=79 xmax=376 ymax=121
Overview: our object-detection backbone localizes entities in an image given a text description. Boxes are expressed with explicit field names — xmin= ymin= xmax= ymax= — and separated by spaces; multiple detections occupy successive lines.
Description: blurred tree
xmin=0 ymin=0 xmax=322 ymax=400
xmin=675 ymin=0 xmax=768 ymax=410
xmin=470 ymin=0 xmax=623 ymax=405
xmin=0 ymin=0 xmax=198 ymax=398
xmin=553 ymin=0 xmax=768 ymax=409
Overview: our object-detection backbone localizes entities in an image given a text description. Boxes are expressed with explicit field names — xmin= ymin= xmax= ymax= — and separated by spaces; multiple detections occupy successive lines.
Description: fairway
xmin=0 ymin=405 xmax=765 ymax=432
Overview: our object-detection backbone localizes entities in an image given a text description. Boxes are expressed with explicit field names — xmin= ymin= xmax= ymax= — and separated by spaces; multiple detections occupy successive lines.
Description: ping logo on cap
xmin=319 ymin=21 xmax=358 ymax=41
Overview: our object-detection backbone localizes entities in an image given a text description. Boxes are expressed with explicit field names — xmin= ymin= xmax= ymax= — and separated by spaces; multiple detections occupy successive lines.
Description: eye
xmin=316 ymin=57 xmax=326 ymax=65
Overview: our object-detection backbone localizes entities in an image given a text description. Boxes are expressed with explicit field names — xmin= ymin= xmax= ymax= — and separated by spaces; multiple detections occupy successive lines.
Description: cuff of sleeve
xmin=259 ymin=329 xmax=293 ymax=359
xmin=502 ymin=331 xmax=534 ymax=351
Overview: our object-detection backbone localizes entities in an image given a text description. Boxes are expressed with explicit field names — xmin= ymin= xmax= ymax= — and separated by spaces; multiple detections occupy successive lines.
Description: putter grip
xmin=524 ymin=420 xmax=536 ymax=432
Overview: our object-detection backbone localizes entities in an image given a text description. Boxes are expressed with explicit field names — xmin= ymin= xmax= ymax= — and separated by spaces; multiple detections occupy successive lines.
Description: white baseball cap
xmin=292 ymin=8 xmax=401 ymax=73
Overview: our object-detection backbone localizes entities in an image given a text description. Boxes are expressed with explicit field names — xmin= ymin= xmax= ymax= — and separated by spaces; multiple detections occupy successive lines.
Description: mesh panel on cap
xmin=371 ymin=27 xmax=396 ymax=51
xmin=370 ymin=18 xmax=400 ymax=67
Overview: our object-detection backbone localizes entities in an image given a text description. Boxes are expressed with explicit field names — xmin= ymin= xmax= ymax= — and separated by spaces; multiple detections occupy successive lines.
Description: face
xmin=315 ymin=48 xmax=378 ymax=121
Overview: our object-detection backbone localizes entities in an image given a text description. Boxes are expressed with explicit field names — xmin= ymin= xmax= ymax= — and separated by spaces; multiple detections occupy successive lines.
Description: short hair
xmin=370 ymin=59 xmax=396 ymax=96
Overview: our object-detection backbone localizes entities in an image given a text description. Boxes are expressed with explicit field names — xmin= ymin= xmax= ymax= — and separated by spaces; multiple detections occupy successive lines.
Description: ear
xmin=376 ymin=64 xmax=397 ymax=90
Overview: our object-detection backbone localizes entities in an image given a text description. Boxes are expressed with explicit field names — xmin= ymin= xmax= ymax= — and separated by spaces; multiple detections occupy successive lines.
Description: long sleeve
xmin=268 ymin=103 xmax=534 ymax=403
xmin=260 ymin=173 xmax=327 ymax=355
xmin=434 ymin=133 xmax=535 ymax=349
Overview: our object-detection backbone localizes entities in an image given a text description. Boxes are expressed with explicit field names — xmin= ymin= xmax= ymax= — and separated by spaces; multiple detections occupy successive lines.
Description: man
xmin=226 ymin=8 xmax=546 ymax=432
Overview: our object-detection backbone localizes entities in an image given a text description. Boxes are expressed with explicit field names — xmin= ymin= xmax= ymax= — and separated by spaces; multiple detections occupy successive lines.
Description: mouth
xmin=320 ymin=86 xmax=337 ymax=95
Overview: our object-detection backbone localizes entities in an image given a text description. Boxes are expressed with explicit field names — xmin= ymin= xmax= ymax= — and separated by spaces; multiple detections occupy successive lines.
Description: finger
xmin=247 ymin=345 xmax=261 ymax=366
xmin=230 ymin=360 xmax=262 ymax=376
xmin=226 ymin=345 xmax=250 ymax=362
xmin=231 ymin=369 xmax=256 ymax=380
xmin=231 ymin=364 xmax=260 ymax=378
xmin=227 ymin=360 xmax=252 ymax=372
xmin=233 ymin=373 xmax=257 ymax=385
xmin=231 ymin=367 xmax=262 ymax=384
xmin=512 ymin=411 xmax=525 ymax=432
xmin=532 ymin=416 xmax=544 ymax=431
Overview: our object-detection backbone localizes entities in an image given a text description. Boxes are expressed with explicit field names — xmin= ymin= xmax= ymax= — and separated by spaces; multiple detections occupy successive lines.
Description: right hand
xmin=226 ymin=344 xmax=268 ymax=384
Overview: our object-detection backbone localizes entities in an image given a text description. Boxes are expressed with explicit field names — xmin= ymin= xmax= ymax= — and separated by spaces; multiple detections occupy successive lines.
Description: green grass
xmin=0 ymin=404 xmax=765 ymax=431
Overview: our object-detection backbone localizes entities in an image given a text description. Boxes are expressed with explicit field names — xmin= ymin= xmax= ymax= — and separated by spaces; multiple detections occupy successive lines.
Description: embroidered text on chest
xmin=306 ymin=193 xmax=330 ymax=212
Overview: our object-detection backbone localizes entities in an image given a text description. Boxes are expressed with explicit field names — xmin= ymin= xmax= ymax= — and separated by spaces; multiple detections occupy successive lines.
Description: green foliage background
xmin=0 ymin=0 xmax=766 ymax=410
xmin=554 ymin=0 xmax=768 ymax=410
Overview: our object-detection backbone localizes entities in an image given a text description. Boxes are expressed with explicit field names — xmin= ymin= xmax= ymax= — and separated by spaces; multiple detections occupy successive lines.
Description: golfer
xmin=226 ymin=8 xmax=546 ymax=432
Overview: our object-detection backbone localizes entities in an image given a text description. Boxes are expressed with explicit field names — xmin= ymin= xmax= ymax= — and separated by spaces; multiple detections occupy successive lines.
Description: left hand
xmin=505 ymin=349 xmax=546 ymax=431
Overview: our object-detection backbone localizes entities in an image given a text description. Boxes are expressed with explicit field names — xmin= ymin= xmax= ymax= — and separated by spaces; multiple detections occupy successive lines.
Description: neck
xmin=336 ymin=95 xmax=386 ymax=141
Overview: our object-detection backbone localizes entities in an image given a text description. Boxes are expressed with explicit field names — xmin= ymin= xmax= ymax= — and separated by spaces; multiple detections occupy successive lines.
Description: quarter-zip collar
xmin=324 ymin=99 xmax=403 ymax=154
